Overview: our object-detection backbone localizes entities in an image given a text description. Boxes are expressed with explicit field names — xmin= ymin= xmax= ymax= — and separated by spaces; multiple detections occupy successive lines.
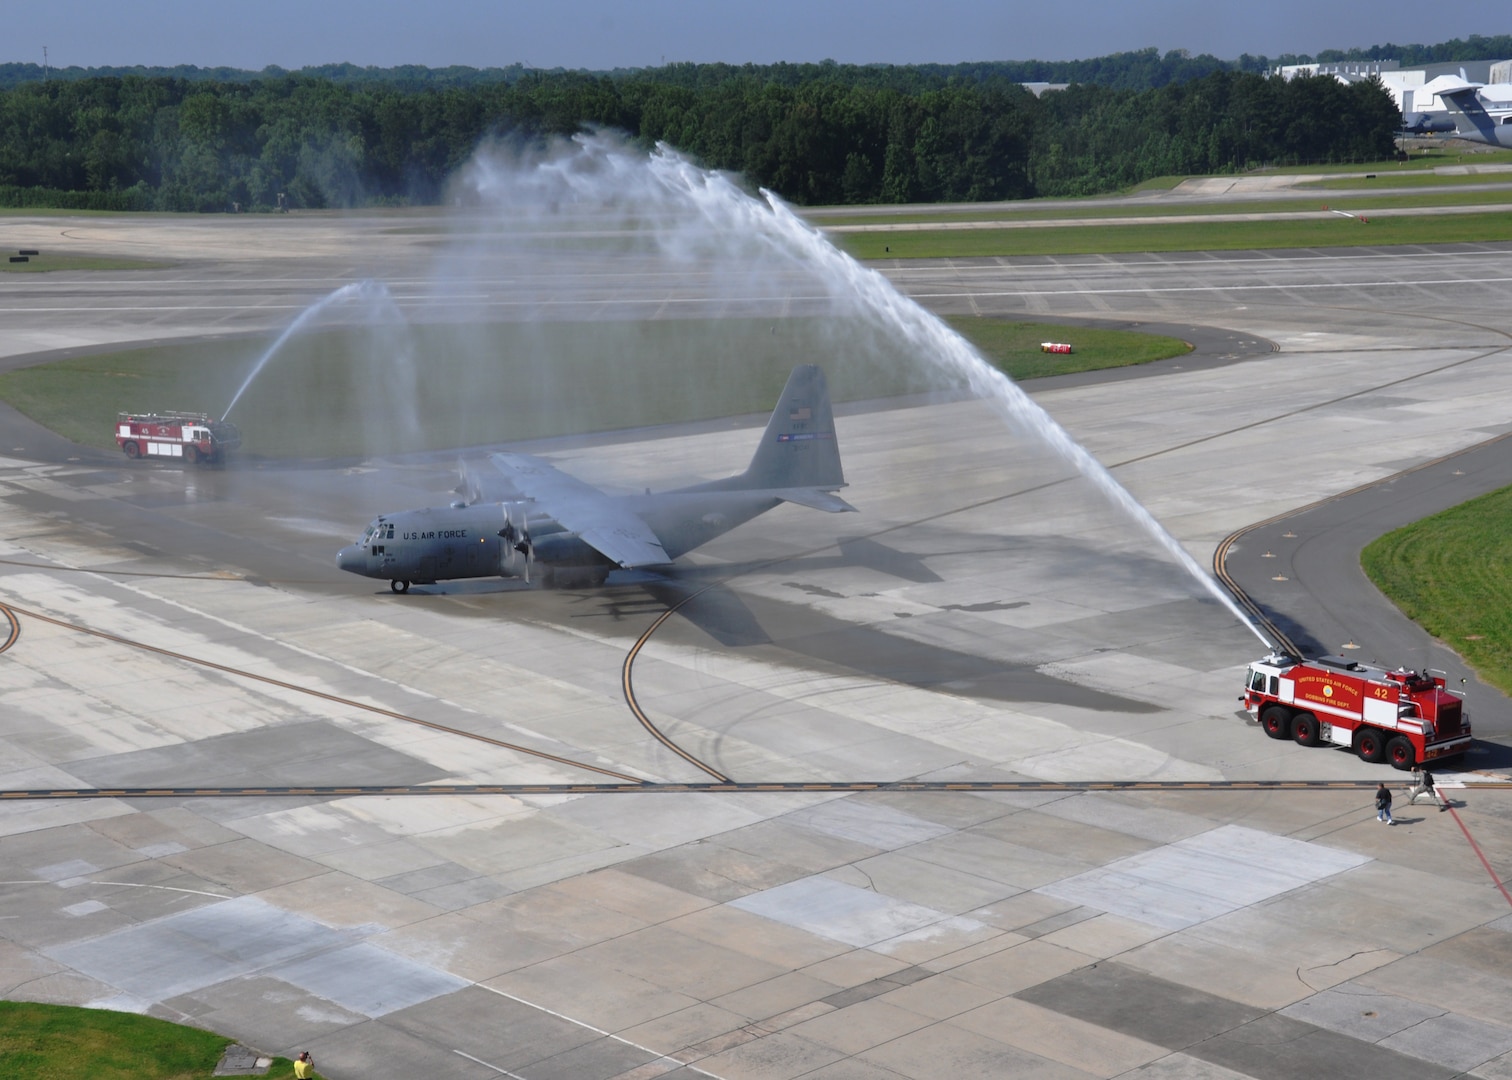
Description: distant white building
xmin=1274 ymin=58 xmax=1512 ymax=127
xmin=1273 ymin=60 xmax=1400 ymax=80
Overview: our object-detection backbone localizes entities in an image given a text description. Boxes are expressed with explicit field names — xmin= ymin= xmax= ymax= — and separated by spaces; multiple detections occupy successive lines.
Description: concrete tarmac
xmin=1 ymin=212 xmax=1511 ymax=1080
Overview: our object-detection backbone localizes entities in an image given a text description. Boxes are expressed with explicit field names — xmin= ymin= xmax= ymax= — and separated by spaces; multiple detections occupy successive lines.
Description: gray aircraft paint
xmin=1430 ymin=77 xmax=1512 ymax=147
xmin=336 ymin=364 xmax=855 ymax=591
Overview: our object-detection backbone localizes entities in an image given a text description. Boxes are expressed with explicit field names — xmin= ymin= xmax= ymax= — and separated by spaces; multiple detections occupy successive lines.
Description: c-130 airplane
xmin=337 ymin=364 xmax=856 ymax=592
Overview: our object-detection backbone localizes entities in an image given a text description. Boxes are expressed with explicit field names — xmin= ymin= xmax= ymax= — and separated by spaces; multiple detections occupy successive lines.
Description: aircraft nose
xmin=336 ymin=545 xmax=365 ymax=573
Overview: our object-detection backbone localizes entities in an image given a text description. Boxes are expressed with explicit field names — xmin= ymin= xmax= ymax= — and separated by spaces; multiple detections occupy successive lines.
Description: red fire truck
xmin=1241 ymin=652 xmax=1471 ymax=769
xmin=115 ymin=411 xmax=241 ymax=464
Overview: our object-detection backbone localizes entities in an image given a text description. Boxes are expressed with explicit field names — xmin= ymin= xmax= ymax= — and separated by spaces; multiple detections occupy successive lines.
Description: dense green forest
xmin=0 ymin=65 xmax=1399 ymax=212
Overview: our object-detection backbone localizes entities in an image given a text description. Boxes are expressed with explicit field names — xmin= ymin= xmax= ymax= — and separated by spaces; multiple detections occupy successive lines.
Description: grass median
xmin=0 ymin=1001 xmax=319 ymax=1080
xmin=0 ymin=252 xmax=171 ymax=272
xmin=836 ymin=209 xmax=1512 ymax=259
xmin=1361 ymin=484 xmax=1512 ymax=696
xmin=945 ymin=317 xmax=1189 ymax=379
xmin=0 ymin=316 xmax=1188 ymax=459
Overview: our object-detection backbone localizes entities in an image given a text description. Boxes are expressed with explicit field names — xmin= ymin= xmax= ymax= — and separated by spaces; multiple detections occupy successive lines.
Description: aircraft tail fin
xmin=739 ymin=364 xmax=847 ymax=491
xmin=1440 ymin=84 xmax=1496 ymax=140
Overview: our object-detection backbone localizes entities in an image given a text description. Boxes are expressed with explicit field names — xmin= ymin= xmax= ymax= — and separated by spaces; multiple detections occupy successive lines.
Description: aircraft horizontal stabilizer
xmin=776 ymin=488 xmax=858 ymax=513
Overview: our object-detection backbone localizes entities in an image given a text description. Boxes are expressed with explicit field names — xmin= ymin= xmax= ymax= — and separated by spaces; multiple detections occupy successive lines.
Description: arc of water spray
xmin=754 ymin=189 xmax=1272 ymax=648
xmin=625 ymin=145 xmax=1269 ymax=648
xmin=222 ymin=280 xmax=394 ymax=422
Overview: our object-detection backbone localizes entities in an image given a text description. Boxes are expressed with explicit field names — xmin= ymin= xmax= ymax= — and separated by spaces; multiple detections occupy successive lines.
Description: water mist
xmin=222 ymin=280 xmax=416 ymax=426
xmin=450 ymin=136 xmax=1268 ymax=647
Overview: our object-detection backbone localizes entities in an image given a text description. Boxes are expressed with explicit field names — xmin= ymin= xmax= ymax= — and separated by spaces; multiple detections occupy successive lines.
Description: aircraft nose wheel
xmin=390 ymin=580 xmax=411 ymax=594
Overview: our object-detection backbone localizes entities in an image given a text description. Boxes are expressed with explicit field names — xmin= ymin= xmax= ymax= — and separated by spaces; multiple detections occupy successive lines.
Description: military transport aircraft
xmin=1418 ymin=73 xmax=1512 ymax=147
xmin=336 ymin=364 xmax=856 ymax=592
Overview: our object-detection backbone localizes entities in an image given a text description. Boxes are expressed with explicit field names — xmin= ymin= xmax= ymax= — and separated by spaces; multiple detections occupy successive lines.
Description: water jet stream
xmin=626 ymin=143 xmax=1271 ymax=648
xmin=222 ymin=280 xmax=400 ymax=422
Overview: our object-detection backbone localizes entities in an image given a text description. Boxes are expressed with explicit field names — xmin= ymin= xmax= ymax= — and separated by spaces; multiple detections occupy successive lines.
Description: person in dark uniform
xmin=1407 ymin=766 xmax=1447 ymax=811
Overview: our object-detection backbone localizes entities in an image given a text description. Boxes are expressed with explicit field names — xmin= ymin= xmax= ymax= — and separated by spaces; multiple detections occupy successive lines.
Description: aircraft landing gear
xmin=390 ymin=580 xmax=411 ymax=594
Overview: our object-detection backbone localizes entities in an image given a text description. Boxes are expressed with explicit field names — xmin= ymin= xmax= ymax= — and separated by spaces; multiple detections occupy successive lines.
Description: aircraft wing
xmin=487 ymin=452 xmax=671 ymax=567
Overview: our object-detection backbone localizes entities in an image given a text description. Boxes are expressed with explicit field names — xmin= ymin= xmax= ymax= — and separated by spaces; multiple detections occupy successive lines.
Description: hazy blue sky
xmin=10 ymin=1 xmax=1509 ymax=71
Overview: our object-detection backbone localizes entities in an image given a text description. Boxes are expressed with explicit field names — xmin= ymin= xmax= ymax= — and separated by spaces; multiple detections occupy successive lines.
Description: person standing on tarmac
xmin=1375 ymin=782 xmax=1394 ymax=824
xmin=1407 ymin=766 xmax=1448 ymax=811
xmin=293 ymin=1051 xmax=315 ymax=1079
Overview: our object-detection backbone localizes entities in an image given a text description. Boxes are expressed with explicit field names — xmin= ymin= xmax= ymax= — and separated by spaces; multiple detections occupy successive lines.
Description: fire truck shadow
xmin=1460 ymin=740 xmax=1512 ymax=773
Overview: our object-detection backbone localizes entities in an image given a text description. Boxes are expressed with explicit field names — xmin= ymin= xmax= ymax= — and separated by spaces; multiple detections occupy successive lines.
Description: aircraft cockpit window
xmin=386 ymin=528 xmax=394 ymax=540
xmin=361 ymin=526 xmax=376 ymax=545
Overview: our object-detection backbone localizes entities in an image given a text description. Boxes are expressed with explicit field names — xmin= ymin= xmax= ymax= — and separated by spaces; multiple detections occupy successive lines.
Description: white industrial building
xmin=1274 ymin=58 xmax=1512 ymax=127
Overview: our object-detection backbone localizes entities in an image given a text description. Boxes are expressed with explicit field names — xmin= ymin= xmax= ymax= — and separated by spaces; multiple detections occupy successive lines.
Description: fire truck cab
xmin=1242 ymin=652 xmax=1471 ymax=769
xmin=116 ymin=411 xmax=241 ymax=465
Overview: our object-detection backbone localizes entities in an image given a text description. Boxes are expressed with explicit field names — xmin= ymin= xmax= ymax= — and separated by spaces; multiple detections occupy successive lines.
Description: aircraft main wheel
xmin=1386 ymin=736 xmax=1416 ymax=770
xmin=1260 ymin=706 xmax=1291 ymax=739
xmin=1291 ymin=712 xmax=1321 ymax=747
xmin=1355 ymin=729 xmax=1388 ymax=764
xmin=124 ymin=442 xmax=140 ymax=459
xmin=391 ymin=580 xmax=410 ymax=594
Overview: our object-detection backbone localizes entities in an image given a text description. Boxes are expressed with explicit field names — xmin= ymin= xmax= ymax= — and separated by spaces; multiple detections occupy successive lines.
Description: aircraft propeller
xmin=498 ymin=502 xmax=533 ymax=583
xmin=452 ymin=459 xmax=482 ymax=508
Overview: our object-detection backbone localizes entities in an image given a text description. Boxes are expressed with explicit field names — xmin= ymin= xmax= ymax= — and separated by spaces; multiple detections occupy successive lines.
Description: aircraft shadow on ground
xmin=569 ymin=530 xmax=1235 ymax=714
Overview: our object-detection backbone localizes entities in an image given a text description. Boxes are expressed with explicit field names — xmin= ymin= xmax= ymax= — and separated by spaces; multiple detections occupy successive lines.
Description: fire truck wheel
xmin=184 ymin=446 xmax=199 ymax=465
xmin=123 ymin=441 xmax=140 ymax=459
xmin=1386 ymin=736 xmax=1416 ymax=770
xmin=1260 ymin=706 xmax=1291 ymax=739
xmin=390 ymin=580 xmax=410 ymax=594
xmin=1291 ymin=712 xmax=1322 ymax=747
xmin=1355 ymin=729 xmax=1388 ymax=764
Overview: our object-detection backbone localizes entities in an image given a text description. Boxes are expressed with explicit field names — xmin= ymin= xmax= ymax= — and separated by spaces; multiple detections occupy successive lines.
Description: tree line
xmin=1317 ymin=34 xmax=1512 ymax=66
xmin=0 ymin=67 xmax=1399 ymax=212
xmin=10 ymin=29 xmax=1512 ymax=94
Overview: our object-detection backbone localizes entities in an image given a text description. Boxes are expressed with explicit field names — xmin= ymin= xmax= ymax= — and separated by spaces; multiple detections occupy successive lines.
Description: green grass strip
xmin=0 ymin=253 xmax=171 ymax=273
xmin=947 ymin=318 xmax=1190 ymax=380
xmin=810 ymin=188 xmax=1512 ymax=227
xmin=0 ymin=1001 xmax=317 ymax=1079
xmin=1303 ymin=172 xmax=1512 ymax=190
xmin=1361 ymin=483 xmax=1512 ymax=697
xmin=837 ymin=209 xmax=1512 ymax=259
xmin=0 ymin=316 xmax=1188 ymax=458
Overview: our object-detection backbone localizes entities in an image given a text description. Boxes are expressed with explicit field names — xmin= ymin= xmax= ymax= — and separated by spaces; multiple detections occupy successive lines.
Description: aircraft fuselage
xmin=336 ymin=490 xmax=784 ymax=589
xmin=336 ymin=364 xmax=853 ymax=593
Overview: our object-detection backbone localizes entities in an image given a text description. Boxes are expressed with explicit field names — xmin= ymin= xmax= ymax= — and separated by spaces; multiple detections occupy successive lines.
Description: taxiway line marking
xmin=4 ymin=780 xmax=1511 ymax=799
xmin=0 ymin=600 xmax=644 ymax=785
xmin=476 ymin=984 xmax=726 ymax=1080
xmin=622 ymin=603 xmax=732 ymax=783
xmin=453 ymin=1049 xmax=530 ymax=1079
xmin=16 ymin=271 xmax=1512 ymax=319
xmin=1445 ymin=803 xmax=1512 ymax=908
xmin=0 ymin=603 xmax=18 ymax=656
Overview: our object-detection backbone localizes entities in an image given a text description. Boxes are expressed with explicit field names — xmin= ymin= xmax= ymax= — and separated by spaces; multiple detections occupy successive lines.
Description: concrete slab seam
xmin=476 ymin=982 xmax=728 ymax=1080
